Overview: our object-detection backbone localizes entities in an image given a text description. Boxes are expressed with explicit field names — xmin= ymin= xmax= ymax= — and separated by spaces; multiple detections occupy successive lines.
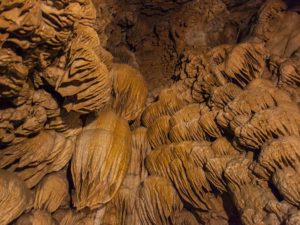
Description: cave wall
xmin=0 ymin=0 xmax=300 ymax=225
xmin=95 ymin=0 xmax=265 ymax=99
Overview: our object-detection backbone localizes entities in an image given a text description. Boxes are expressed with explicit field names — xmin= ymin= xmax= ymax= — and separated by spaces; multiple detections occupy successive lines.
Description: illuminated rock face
xmin=0 ymin=0 xmax=300 ymax=224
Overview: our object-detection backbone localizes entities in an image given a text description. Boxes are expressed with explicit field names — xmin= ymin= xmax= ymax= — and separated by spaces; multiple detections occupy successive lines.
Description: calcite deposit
xmin=0 ymin=0 xmax=300 ymax=224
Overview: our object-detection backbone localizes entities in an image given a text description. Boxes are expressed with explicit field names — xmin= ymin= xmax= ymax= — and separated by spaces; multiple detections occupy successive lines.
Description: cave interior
xmin=0 ymin=0 xmax=300 ymax=224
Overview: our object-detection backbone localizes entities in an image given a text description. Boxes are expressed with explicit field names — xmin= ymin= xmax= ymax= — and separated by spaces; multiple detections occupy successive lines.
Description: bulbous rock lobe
xmin=71 ymin=110 xmax=132 ymax=210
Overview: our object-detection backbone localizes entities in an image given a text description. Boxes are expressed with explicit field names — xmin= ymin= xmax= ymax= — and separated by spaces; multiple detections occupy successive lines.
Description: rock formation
xmin=0 ymin=0 xmax=300 ymax=224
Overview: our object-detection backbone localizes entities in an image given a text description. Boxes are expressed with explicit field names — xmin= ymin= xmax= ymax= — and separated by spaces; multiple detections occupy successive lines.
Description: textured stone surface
xmin=0 ymin=0 xmax=300 ymax=224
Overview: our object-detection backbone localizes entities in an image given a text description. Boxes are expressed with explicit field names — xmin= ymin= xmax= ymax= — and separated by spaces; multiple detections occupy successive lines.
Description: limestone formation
xmin=14 ymin=210 xmax=58 ymax=225
xmin=71 ymin=110 xmax=131 ymax=210
xmin=0 ymin=131 xmax=74 ymax=188
xmin=0 ymin=169 xmax=33 ymax=225
xmin=34 ymin=172 xmax=69 ymax=213
xmin=111 ymin=63 xmax=148 ymax=121
xmin=135 ymin=176 xmax=183 ymax=225
xmin=0 ymin=0 xmax=300 ymax=224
